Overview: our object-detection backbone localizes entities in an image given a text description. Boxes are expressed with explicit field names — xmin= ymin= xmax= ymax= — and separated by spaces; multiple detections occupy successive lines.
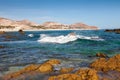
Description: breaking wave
xmin=37 ymin=34 xmax=104 ymax=44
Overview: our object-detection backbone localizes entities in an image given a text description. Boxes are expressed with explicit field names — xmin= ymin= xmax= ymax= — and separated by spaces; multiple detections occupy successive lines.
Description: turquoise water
xmin=0 ymin=30 xmax=120 ymax=72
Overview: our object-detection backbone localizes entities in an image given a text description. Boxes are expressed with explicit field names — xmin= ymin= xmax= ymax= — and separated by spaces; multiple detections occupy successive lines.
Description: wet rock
xmin=75 ymin=68 xmax=99 ymax=80
xmin=18 ymin=29 xmax=24 ymax=34
xmin=49 ymin=68 xmax=99 ymax=80
xmin=38 ymin=63 xmax=53 ymax=73
xmin=105 ymin=29 xmax=120 ymax=34
xmin=59 ymin=67 xmax=74 ymax=74
xmin=2 ymin=64 xmax=40 ymax=80
xmin=96 ymin=53 xmax=108 ymax=58
xmin=20 ymin=64 xmax=40 ymax=72
xmin=2 ymin=59 xmax=61 ymax=80
xmin=90 ymin=54 xmax=120 ymax=72
xmin=37 ymin=59 xmax=60 ymax=73
xmin=49 ymin=74 xmax=80 ymax=80
xmin=45 ymin=59 xmax=61 ymax=65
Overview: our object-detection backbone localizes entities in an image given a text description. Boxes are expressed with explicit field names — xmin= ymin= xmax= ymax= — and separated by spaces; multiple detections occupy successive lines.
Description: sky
xmin=0 ymin=0 xmax=120 ymax=29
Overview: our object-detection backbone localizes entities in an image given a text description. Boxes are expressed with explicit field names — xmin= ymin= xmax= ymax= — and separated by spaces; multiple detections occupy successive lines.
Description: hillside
xmin=0 ymin=17 xmax=98 ymax=31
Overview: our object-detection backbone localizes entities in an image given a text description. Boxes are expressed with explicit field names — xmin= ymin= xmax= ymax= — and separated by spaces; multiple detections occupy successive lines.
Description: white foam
xmin=37 ymin=34 xmax=104 ymax=44
xmin=28 ymin=34 xmax=34 ymax=37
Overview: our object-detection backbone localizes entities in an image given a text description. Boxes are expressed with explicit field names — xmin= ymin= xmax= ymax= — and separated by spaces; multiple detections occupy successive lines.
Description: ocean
xmin=0 ymin=30 xmax=120 ymax=75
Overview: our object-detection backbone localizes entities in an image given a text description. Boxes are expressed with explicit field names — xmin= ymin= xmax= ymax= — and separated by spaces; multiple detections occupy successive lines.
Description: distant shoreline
xmin=0 ymin=29 xmax=99 ymax=32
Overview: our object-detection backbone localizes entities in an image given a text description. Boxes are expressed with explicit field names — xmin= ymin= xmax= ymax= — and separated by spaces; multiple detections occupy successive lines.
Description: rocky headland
xmin=0 ymin=17 xmax=98 ymax=31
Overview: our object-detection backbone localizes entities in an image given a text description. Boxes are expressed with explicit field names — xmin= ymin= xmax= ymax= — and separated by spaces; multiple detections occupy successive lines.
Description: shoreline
xmin=0 ymin=29 xmax=99 ymax=32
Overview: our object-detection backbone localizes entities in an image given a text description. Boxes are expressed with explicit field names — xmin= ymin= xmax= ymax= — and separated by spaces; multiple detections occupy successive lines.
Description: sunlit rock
xmin=60 ymin=67 xmax=74 ymax=73
xmin=38 ymin=63 xmax=53 ymax=73
xmin=90 ymin=54 xmax=120 ymax=72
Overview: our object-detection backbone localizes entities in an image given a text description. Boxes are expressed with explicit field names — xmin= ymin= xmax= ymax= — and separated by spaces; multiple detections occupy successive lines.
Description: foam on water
xmin=28 ymin=34 xmax=34 ymax=37
xmin=37 ymin=33 xmax=104 ymax=44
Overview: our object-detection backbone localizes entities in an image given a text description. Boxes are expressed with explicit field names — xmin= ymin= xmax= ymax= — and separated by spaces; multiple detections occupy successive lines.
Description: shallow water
xmin=0 ymin=30 xmax=120 ymax=75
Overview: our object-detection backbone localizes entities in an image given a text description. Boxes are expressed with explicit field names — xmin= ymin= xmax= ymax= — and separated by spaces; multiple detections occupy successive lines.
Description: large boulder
xmin=90 ymin=54 xmax=120 ymax=72
xmin=38 ymin=63 xmax=53 ymax=73
xmin=75 ymin=68 xmax=99 ymax=80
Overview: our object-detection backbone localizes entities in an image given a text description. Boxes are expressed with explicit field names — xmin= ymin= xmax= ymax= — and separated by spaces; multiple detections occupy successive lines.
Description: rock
xmin=38 ymin=63 xmax=53 ymax=73
xmin=75 ymin=68 xmax=99 ymax=80
xmin=96 ymin=53 xmax=108 ymax=58
xmin=49 ymin=68 xmax=99 ymax=80
xmin=37 ymin=59 xmax=60 ymax=73
xmin=105 ymin=29 xmax=120 ymax=34
xmin=2 ymin=59 xmax=60 ymax=80
xmin=45 ymin=59 xmax=61 ymax=65
xmin=48 ymin=74 xmax=80 ymax=80
xmin=90 ymin=54 xmax=120 ymax=72
xmin=20 ymin=64 xmax=40 ymax=72
xmin=60 ymin=67 xmax=74 ymax=74
xmin=2 ymin=64 xmax=40 ymax=80
xmin=18 ymin=29 xmax=24 ymax=34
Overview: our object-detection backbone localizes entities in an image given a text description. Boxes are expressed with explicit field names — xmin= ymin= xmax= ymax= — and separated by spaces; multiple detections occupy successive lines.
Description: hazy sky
xmin=0 ymin=0 xmax=120 ymax=29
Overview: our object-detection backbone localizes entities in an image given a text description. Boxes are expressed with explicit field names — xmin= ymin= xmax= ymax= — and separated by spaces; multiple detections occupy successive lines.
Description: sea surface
xmin=0 ymin=30 xmax=120 ymax=75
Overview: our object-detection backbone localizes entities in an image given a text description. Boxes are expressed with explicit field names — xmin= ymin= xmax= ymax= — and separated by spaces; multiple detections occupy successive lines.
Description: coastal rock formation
xmin=2 ymin=55 xmax=120 ymax=80
xmin=75 ymin=68 xmax=99 ymax=80
xmin=0 ymin=17 xmax=98 ymax=30
xmin=90 ymin=54 xmax=120 ymax=72
xmin=38 ymin=63 xmax=53 ymax=73
xmin=49 ymin=68 xmax=99 ymax=80
xmin=105 ymin=29 xmax=120 ymax=34
xmin=2 ymin=59 xmax=61 ymax=80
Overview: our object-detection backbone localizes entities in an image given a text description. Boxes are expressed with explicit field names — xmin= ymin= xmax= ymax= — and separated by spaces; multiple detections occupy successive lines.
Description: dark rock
xmin=105 ymin=29 xmax=120 ymax=34
xmin=18 ymin=29 xmax=24 ymax=34
xmin=96 ymin=53 xmax=108 ymax=58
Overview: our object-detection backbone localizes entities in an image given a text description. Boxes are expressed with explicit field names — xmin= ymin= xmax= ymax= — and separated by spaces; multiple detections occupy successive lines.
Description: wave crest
xmin=37 ymin=34 xmax=104 ymax=44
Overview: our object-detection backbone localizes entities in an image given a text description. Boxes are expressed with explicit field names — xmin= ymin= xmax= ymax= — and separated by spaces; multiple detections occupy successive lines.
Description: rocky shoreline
xmin=0 ymin=54 xmax=120 ymax=80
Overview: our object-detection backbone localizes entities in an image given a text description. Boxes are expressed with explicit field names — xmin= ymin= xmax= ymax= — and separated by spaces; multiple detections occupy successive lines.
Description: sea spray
xmin=37 ymin=33 xmax=104 ymax=44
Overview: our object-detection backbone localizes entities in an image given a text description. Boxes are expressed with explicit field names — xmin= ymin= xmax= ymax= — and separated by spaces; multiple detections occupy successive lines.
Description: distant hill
xmin=0 ymin=17 xmax=98 ymax=30
xmin=70 ymin=22 xmax=98 ymax=30
xmin=0 ymin=17 xmax=38 ymax=30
